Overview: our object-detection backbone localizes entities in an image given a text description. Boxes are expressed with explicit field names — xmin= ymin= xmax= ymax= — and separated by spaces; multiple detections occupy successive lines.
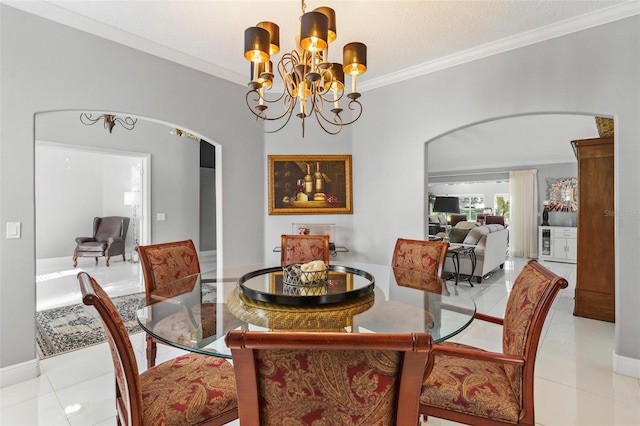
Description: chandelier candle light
xmin=244 ymin=0 xmax=367 ymax=137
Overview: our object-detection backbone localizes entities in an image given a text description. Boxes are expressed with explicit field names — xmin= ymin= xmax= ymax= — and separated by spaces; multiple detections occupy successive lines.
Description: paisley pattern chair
xmin=281 ymin=234 xmax=330 ymax=266
xmin=225 ymin=330 xmax=434 ymax=426
xmin=137 ymin=239 xmax=213 ymax=368
xmin=391 ymin=238 xmax=449 ymax=279
xmin=419 ymin=260 xmax=568 ymax=425
xmin=77 ymin=272 xmax=238 ymax=426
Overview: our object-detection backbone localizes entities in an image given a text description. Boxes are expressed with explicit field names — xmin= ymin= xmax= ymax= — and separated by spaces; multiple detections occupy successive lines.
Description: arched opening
xmin=34 ymin=110 xmax=222 ymax=356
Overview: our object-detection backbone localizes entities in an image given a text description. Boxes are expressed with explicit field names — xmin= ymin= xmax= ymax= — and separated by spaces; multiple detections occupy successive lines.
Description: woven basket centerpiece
xmin=283 ymin=261 xmax=329 ymax=295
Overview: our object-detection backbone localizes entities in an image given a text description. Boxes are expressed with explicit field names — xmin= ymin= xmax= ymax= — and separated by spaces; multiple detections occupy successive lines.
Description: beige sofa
xmin=443 ymin=223 xmax=509 ymax=283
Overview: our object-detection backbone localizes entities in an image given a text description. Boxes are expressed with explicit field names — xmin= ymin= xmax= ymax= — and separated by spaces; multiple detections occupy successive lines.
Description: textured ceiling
xmin=7 ymin=1 xmax=637 ymax=90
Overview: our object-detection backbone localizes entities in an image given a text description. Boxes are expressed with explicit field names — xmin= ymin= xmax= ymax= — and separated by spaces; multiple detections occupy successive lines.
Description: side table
xmin=446 ymin=244 xmax=476 ymax=286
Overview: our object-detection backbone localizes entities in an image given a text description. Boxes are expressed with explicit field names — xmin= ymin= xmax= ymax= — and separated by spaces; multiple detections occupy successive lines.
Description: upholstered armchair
xmin=280 ymin=234 xmax=330 ymax=266
xmin=420 ymin=260 xmax=568 ymax=425
xmin=73 ymin=216 xmax=130 ymax=267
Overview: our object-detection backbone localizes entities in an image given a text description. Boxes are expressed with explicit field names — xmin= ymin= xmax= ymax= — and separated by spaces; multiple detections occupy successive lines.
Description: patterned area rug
xmin=36 ymin=293 xmax=145 ymax=358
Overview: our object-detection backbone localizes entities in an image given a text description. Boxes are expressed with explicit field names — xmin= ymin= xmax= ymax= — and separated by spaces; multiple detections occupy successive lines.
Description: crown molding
xmin=5 ymin=1 xmax=639 ymax=92
xmin=360 ymin=1 xmax=640 ymax=92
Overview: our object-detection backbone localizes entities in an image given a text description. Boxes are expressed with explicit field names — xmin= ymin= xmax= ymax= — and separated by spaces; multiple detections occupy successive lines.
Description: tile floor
xmin=2 ymin=255 xmax=639 ymax=425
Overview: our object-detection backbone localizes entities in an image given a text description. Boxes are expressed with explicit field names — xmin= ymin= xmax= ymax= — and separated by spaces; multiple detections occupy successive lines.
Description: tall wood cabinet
xmin=571 ymin=137 xmax=615 ymax=322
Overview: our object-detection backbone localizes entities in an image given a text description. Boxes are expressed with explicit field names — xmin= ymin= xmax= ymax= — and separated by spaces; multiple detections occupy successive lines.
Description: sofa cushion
xmin=454 ymin=221 xmax=479 ymax=230
xmin=449 ymin=227 xmax=470 ymax=243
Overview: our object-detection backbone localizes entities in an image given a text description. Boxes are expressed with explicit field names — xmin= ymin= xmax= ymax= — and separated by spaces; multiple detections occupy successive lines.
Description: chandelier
xmin=244 ymin=1 xmax=367 ymax=137
xmin=80 ymin=113 xmax=137 ymax=133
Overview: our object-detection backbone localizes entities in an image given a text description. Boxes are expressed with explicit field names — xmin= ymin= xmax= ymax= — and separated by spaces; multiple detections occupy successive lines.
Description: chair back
xmin=502 ymin=260 xmax=568 ymax=406
xmin=391 ymin=238 xmax=449 ymax=278
xmin=77 ymin=272 xmax=142 ymax=425
xmin=485 ymin=215 xmax=505 ymax=225
xmin=225 ymin=330 xmax=434 ymax=426
xmin=449 ymin=214 xmax=467 ymax=227
xmin=280 ymin=234 xmax=330 ymax=266
xmin=93 ymin=216 xmax=129 ymax=242
xmin=137 ymin=239 xmax=201 ymax=305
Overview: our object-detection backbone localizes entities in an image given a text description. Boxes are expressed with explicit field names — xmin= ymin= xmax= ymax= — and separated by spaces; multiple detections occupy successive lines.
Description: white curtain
xmin=509 ymin=170 xmax=538 ymax=258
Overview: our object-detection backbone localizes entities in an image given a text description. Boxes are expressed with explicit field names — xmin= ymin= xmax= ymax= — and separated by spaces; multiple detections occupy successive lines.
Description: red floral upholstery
xmin=391 ymin=238 xmax=449 ymax=278
xmin=141 ymin=354 xmax=237 ymax=425
xmin=392 ymin=267 xmax=446 ymax=294
xmin=137 ymin=240 xmax=206 ymax=368
xmin=226 ymin=330 xmax=434 ymax=426
xmin=419 ymin=260 xmax=568 ymax=426
xmin=281 ymin=234 xmax=330 ymax=266
xmin=138 ymin=240 xmax=201 ymax=300
xmin=78 ymin=272 xmax=238 ymax=426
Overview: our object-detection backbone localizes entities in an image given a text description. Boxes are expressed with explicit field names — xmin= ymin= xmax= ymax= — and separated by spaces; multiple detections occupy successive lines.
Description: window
xmin=458 ymin=195 xmax=485 ymax=221
xmin=494 ymin=193 xmax=510 ymax=223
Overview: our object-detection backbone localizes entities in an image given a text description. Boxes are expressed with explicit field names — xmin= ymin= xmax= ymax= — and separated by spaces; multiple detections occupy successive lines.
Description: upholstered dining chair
xmin=419 ymin=260 xmax=568 ymax=426
xmin=392 ymin=238 xmax=449 ymax=279
xmin=225 ymin=330 xmax=434 ymax=426
xmin=77 ymin=272 xmax=238 ymax=426
xmin=137 ymin=239 xmax=212 ymax=368
xmin=485 ymin=215 xmax=506 ymax=226
xmin=73 ymin=216 xmax=130 ymax=267
xmin=449 ymin=214 xmax=468 ymax=227
xmin=280 ymin=234 xmax=330 ymax=266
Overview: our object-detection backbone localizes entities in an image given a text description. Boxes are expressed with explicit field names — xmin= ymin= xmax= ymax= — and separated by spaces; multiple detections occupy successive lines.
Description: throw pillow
xmin=448 ymin=228 xmax=470 ymax=243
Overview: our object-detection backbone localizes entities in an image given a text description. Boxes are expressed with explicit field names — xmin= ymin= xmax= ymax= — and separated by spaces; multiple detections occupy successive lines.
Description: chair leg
xmin=105 ymin=256 xmax=110 ymax=267
xmin=121 ymin=254 xmax=126 ymax=261
xmin=73 ymin=256 xmax=78 ymax=267
xmin=146 ymin=335 xmax=157 ymax=368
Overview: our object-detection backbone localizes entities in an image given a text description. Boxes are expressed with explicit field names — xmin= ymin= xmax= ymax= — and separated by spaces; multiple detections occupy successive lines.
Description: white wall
xmin=0 ymin=6 xmax=263 ymax=376
xmin=35 ymin=144 xmax=142 ymax=258
xmin=351 ymin=16 xmax=640 ymax=372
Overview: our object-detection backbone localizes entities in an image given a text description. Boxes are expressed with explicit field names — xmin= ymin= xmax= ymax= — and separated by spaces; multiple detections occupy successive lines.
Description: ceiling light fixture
xmin=244 ymin=0 xmax=367 ymax=137
xmin=80 ymin=113 xmax=137 ymax=133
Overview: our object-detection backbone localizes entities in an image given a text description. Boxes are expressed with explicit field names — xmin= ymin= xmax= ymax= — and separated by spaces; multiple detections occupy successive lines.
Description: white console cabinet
xmin=538 ymin=226 xmax=577 ymax=263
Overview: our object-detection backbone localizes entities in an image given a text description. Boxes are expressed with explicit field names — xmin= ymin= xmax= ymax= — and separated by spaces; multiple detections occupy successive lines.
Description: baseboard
xmin=0 ymin=357 xmax=40 ymax=388
xmin=200 ymin=250 xmax=216 ymax=258
xmin=613 ymin=351 xmax=640 ymax=379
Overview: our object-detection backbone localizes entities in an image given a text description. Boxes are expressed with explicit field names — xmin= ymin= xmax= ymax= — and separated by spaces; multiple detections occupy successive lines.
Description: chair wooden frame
xmin=226 ymin=330 xmax=434 ymax=426
xmin=391 ymin=238 xmax=449 ymax=279
xmin=420 ymin=260 xmax=569 ymax=425
xmin=78 ymin=272 xmax=238 ymax=426
xmin=137 ymin=239 xmax=206 ymax=368
xmin=280 ymin=234 xmax=330 ymax=266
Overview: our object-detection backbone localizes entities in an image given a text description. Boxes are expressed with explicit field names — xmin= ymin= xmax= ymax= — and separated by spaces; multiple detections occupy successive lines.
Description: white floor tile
xmin=0 ymin=392 xmax=69 ymax=426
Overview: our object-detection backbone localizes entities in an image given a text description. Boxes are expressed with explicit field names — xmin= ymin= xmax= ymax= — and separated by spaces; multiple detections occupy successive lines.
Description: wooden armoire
xmin=571 ymin=136 xmax=615 ymax=322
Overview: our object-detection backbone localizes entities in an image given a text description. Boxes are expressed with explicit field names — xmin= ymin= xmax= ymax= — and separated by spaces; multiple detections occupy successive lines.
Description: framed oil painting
xmin=268 ymin=154 xmax=352 ymax=215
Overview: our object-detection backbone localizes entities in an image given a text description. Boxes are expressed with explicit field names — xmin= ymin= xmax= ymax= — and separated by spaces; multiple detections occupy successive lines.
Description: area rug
xmin=36 ymin=283 xmax=218 ymax=358
xmin=36 ymin=292 xmax=145 ymax=358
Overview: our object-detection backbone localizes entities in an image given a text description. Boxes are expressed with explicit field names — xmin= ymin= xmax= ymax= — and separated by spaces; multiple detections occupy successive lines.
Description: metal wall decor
xmin=546 ymin=177 xmax=578 ymax=212
xmin=80 ymin=113 xmax=137 ymax=133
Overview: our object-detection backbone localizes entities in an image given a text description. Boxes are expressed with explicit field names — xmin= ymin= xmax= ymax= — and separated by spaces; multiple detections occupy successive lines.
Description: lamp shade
xmin=244 ymin=26 xmax=270 ymax=63
xmin=343 ymin=42 xmax=367 ymax=75
xmin=257 ymin=21 xmax=280 ymax=55
xmin=433 ymin=196 xmax=460 ymax=214
xmin=300 ymin=11 xmax=329 ymax=52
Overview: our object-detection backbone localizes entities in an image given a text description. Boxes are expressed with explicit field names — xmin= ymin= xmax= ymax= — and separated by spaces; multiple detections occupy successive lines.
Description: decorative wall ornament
xmin=80 ymin=113 xmax=137 ymax=133
xmin=546 ymin=177 xmax=578 ymax=212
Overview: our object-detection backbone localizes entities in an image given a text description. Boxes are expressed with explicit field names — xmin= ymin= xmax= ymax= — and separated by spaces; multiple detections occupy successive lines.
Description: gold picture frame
xmin=268 ymin=154 xmax=352 ymax=215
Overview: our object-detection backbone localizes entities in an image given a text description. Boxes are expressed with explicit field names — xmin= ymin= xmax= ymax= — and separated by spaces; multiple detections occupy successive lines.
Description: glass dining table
xmin=135 ymin=262 xmax=476 ymax=359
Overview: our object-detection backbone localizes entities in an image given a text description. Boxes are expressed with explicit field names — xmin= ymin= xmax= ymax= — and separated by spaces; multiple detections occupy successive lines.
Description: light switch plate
xmin=157 ymin=213 xmax=166 ymax=221
xmin=6 ymin=222 xmax=21 ymax=239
